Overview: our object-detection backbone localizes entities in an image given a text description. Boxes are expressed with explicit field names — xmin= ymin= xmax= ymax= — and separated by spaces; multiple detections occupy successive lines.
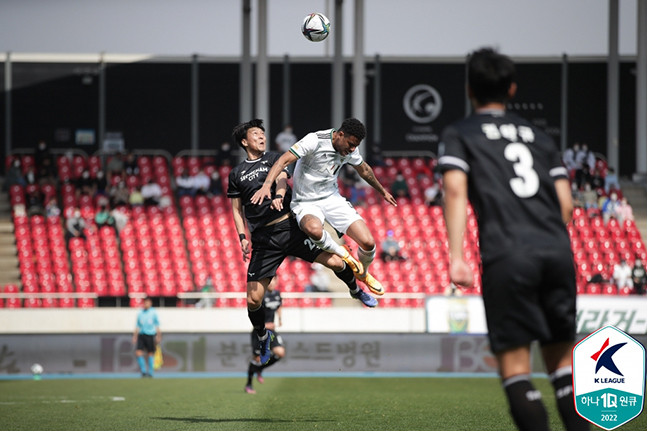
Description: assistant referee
xmin=132 ymin=297 xmax=161 ymax=377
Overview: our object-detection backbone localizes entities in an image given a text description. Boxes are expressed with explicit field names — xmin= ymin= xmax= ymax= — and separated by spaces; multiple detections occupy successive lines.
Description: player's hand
xmin=270 ymin=196 xmax=283 ymax=211
xmin=250 ymin=186 xmax=272 ymax=205
xmin=156 ymin=334 xmax=161 ymax=344
xmin=382 ymin=191 xmax=398 ymax=207
xmin=132 ymin=335 xmax=137 ymax=345
xmin=240 ymin=238 xmax=251 ymax=262
xmin=265 ymin=322 xmax=275 ymax=331
xmin=450 ymin=259 xmax=474 ymax=287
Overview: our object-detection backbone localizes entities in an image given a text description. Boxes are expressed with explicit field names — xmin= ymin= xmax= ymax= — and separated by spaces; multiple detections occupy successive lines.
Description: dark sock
xmin=503 ymin=375 xmax=549 ymax=431
xmin=248 ymin=305 xmax=267 ymax=338
xmin=246 ymin=361 xmax=259 ymax=386
xmin=334 ymin=263 xmax=359 ymax=293
xmin=258 ymin=354 xmax=281 ymax=372
xmin=550 ymin=367 xmax=590 ymax=431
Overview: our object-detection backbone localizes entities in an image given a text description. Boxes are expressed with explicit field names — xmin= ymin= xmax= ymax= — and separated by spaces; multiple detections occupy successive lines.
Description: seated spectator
xmin=110 ymin=181 xmax=130 ymax=207
xmin=94 ymin=171 xmax=108 ymax=196
xmin=4 ymin=159 xmax=26 ymax=190
xmin=340 ymin=165 xmax=366 ymax=206
xmin=37 ymin=157 xmax=57 ymax=186
xmin=590 ymin=169 xmax=604 ymax=190
xmin=581 ymin=182 xmax=598 ymax=210
xmin=602 ymin=192 xmax=620 ymax=225
xmin=305 ymin=263 xmax=330 ymax=292
xmin=34 ymin=140 xmax=54 ymax=172
xmin=141 ymin=179 xmax=162 ymax=206
xmin=129 ymin=187 xmax=144 ymax=207
xmin=45 ymin=198 xmax=61 ymax=218
xmin=380 ymin=230 xmax=404 ymax=262
xmin=390 ymin=173 xmax=410 ymax=199
xmin=562 ymin=144 xmax=577 ymax=174
xmin=110 ymin=206 xmax=129 ymax=233
xmin=207 ymin=171 xmax=223 ymax=197
xmin=193 ymin=169 xmax=211 ymax=196
xmin=571 ymin=182 xmax=584 ymax=208
xmin=95 ymin=206 xmax=116 ymax=230
xmin=76 ymin=170 xmax=95 ymax=196
xmin=613 ymin=259 xmax=633 ymax=290
xmin=123 ymin=152 xmax=139 ymax=176
xmin=106 ymin=152 xmax=125 ymax=183
xmin=26 ymin=190 xmax=45 ymax=217
xmin=574 ymin=143 xmax=594 ymax=188
xmin=604 ymin=167 xmax=620 ymax=194
xmin=176 ymin=171 xmax=195 ymax=197
xmin=24 ymin=167 xmax=37 ymax=185
xmin=615 ymin=197 xmax=634 ymax=225
xmin=65 ymin=208 xmax=86 ymax=242
xmin=632 ymin=258 xmax=646 ymax=295
xmin=424 ymin=182 xmax=443 ymax=207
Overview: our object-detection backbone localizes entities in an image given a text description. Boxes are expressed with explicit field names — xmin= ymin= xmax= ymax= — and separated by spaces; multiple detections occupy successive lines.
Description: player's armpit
xmin=554 ymin=178 xmax=574 ymax=225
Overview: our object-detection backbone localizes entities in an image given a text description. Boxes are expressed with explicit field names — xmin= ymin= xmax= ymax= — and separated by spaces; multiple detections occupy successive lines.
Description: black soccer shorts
xmin=246 ymin=217 xmax=323 ymax=282
xmin=251 ymin=330 xmax=285 ymax=356
xmin=136 ymin=334 xmax=156 ymax=354
xmin=481 ymin=247 xmax=577 ymax=354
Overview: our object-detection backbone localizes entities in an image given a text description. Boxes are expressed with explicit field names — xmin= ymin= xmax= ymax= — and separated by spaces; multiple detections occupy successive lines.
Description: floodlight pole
xmin=4 ymin=51 xmax=11 ymax=157
xmin=332 ymin=0 xmax=344 ymax=128
xmin=636 ymin=0 xmax=647 ymax=176
xmin=607 ymin=0 xmax=620 ymax=174
xmin=191 ymin=53 xmax=199 ymax=151
xmin=560 ymin=54 xmax=568 ymax=153
xmin=256 ymin=0 xmax=269 ymax=139
xmin=240 ymin=0 xmax=252 ymax=124
xmin=282 ymin=54 xmax=291 ymax=128
xmin=352 ymin=0 xmax=366 ymax=158
xmin=99 ymin=52 xmax=106 ymax=151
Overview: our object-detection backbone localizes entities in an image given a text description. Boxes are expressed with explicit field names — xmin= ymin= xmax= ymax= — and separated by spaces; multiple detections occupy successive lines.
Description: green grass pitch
xmin=0 ymin=377 xmax=644 ymax=430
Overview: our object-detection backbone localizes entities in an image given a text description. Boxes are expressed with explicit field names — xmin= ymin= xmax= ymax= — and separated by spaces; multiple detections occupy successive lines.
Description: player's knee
xmin=246 ymin=294 xmax=262 ymax=309
xmin=358 ymin=235 xmax=376 ymax=251
xmin=273 ymin=347 xmax=286 ymax=358
xmin=301 ymin=219 xmax=323 ymax=239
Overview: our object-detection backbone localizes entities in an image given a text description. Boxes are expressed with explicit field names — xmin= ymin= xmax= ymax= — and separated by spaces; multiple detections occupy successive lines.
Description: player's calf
xmin=502 ymin=374 xmax=549 ymax=431
xmin=550 ymin=366 xmax=590 ymax=431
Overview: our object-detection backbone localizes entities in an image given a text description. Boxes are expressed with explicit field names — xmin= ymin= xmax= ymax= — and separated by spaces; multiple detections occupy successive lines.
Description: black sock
xmin=502 ymin=375 xmax=549 ymax=431
xmin=246 ymin=360 xmax=261 ymax=386
xmin=334 ymin=263 xmax=359 ymax=293
xmin=248 ymin=305 xmax=266 ymax=338
xmin=258 ymin=354 xmax=281 ymax=372
xmin=550 ymin=367 xmax=590 ymax=431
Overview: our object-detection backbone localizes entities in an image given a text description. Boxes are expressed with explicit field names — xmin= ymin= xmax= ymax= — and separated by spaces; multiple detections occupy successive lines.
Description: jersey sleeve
xmin=226 ymin=168 xmax=240 ymax=198
xmin=289 ymin=133 xmax=318 ymax=159
xmin=347 ymin=149 xmax=364 ymax=167
xmin=437 ymin=125 xmax=470 ymax=174
xmin=547 ymin=139 xmax=569 ymax=180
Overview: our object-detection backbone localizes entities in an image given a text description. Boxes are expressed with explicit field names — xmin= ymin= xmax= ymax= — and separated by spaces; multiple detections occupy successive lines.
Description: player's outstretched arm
xmin=231 ymin=197 xmax=251 ymax=262
xmin=554 ymin=178 xmax=574 ymax=225
xmin=353 ymin=162 xmax=397 ymax=206
xmin=250 ymin=152 xmax=298 ymax=205
xmin=443 ymin=170 xmax=473 ymax=287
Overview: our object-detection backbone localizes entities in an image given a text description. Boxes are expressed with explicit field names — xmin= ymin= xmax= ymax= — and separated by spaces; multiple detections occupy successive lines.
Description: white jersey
xmin=289 ymin=129 xmax=364 ymax=202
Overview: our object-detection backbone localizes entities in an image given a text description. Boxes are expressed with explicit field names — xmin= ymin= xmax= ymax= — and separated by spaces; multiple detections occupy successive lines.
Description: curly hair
xmin=338 ymin=118 xmax=366 ymax=142
xmin=232 ymin=119 xmax=265 ymax=148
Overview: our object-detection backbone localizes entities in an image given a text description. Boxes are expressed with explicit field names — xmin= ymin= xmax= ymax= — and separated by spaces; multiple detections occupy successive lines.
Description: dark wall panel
xmin=567 ymin=62 xmax=607 ymax=155
xmin=619 ymin=62 xmax=637 ymax=177
xmin=198 ymin=63 xmax=240 ymax=150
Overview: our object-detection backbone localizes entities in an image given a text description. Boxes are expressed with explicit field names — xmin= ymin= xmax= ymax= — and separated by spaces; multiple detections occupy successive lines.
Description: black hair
xmin=338 ymin=118 xmax=366 ymax=142
xmin=232 ymin=119 xmax=265 ymax=148
xmin=468 ymin=48 xmax=516 ymax=106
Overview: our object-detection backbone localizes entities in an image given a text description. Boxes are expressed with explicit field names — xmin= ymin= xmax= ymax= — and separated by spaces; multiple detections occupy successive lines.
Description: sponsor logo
xmin=403 ymin=84 xmax=442 ymax=124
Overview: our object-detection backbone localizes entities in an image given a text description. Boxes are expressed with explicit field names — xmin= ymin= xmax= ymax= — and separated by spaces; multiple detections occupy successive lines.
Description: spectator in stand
xmin=34 ymin=140 xmax=54 ymax=172
xmin=574 ymin=143 xmax=595 ymax=187
xmin=95 ymin=205 xmax=116 ymax=230
xmin=176 ymin=171 xmax=195 ymax=197
xmin=94 ymin=171 xmax=108 ymax=196
xmin=562 ymin=143 xmax=577 ymax=175
xmin=615 ymin=197 xmax=634 ymax=225
xmin=604 ymin=167 xmax=620 ymax=194
xmin=369 ymin=145 xmax=386 ymax=167
xmin=106 ymin=152 xmax=125 ymax=183
xmin=390 ymin=172 xmax=410 ymax=199
xmin=76 ymin=170 xmax=95 ymax=197
xmin=141 ymin=179 xmax=162 ymax=207
xmin=192 ymin=169 xmax=211 ymax=196
xmin=111 ymin=181 xmax=130 ymax=207
xmin=207 ymin=170 xmax=223 ymax=197
xmin=613 ymin=259 xmax=633 ymax=291
xmin=602 ymin=192 xmax=620 ymax=225
xmin=111 ymin=206 xmax=129 ymax=233
xmin=4 ymin=159 xmax=26 ymax=190
xmin=129 ymin=187 xmax=144 ymax=207
xmin=571 ymin=182 xmax=584 ymax=208
xmin=340 ymin=165 xmax=366 ymax=206
xmin=37 ymin=157 xmax=57 ymax=186
xmin=632 ymin=258 xmax=646 ymax=295
xmin=424 ymin=181 xmax=443 ymax=207
xmin=26 ymin=189 xmax=45 ymax=217
xmin=219 ymin=142 xmax=233 ymax=166
xmin=305 ymin=262 xmax=330 ymax=292
xmin=124 ymin=152 xmax=139 ymax=176
xmin=65 ymin=208 xmax=86 ymax=242
xmin=45 ymin=197 xmax=61 ymax=218
xmin=590 ymin=168 xmax=605 ymax=190
xmin=275 ymin=125 xmax=297 ymax=175
xmin=380 ymin=230 xmax=404 ymax=262
xmin=24 ymin=166 xmax=37 ymax=185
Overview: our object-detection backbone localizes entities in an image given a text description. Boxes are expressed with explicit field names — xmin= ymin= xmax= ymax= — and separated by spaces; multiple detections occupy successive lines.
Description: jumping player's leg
xmin=314 ymin=252 xmax=377 ymax=307
xmin=247 ymin=278 xmax=271 ymax=339
xmin=345 ymin=219 xmax=377 ymax=273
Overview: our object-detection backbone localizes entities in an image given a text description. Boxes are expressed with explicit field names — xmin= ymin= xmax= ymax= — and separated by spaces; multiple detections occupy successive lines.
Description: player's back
xmin=439 ymin=110 xmax=570 ymax=263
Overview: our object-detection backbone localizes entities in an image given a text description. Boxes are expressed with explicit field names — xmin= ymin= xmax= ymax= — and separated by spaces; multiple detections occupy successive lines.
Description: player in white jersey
xmin=251 ymin=118 xmax=396 ymax=295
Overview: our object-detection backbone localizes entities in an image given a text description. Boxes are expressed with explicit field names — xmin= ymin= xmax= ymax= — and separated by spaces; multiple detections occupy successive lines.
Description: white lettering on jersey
xmin=240 ymin=166 xmax=269 ymax=182
xmin=518 ymin=126 xmax=535 ymax=143
xmin=499 ymin=124 xmax=517 ymax=141
xmin=481 ymin=124 xmax=501 ymax=140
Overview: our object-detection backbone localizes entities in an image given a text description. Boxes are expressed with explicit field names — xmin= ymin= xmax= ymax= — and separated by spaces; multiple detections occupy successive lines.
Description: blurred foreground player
xmin=245 ymin=278 xmax=284 ymax=394
xmin=440 ymin=48 xmax=588 ymax=431
xmin=132 ymin=297 xmax=161 ymax=377
xmin=229 ymin=119 xmax=377 ymax=365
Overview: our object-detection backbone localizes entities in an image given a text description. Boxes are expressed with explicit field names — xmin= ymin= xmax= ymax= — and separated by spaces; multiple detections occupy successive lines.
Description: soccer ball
xmin=31 ymin=363 xmax=43 ymax=375
xmin=302 ymin=13 xmax=330 ymax=42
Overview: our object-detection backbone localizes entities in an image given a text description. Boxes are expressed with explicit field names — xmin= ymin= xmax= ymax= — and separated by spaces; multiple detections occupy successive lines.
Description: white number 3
xmin=504 ymin=143 xmax=539 ymax=198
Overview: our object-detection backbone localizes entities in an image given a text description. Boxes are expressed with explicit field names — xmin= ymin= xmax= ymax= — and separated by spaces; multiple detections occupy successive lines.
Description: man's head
xmin=232 ymin=119 xmax=266 ymax=151
xmin=38 ymin=141 xmax=47 ymax=150
xmin=333 ymin=118 xmax=366 ymax=156
xmin=467 ymin=48 xmax=517 ymax=107
xmin=144 ymin=297 xmax=153 ymax=309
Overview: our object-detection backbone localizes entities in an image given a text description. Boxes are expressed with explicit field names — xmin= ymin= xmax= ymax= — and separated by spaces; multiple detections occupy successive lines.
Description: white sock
xmin=313 ymin=230 xmax=346 ymax=257
xmin=358 ymin=246 xmax=376 ymax=274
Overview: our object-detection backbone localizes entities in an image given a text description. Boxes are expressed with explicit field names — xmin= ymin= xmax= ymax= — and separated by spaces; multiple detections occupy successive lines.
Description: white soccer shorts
xmin=291 ymin=194 xmax=363 ymax=235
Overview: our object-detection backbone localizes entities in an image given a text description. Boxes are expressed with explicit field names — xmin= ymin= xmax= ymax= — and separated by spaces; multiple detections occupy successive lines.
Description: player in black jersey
xmin=229 ymin=119 xmax=377 ymax=365
xmin=439 ymin=48 xmax=588 ymax=431
xmin=245 ymin=278 xmax=284 ymax=394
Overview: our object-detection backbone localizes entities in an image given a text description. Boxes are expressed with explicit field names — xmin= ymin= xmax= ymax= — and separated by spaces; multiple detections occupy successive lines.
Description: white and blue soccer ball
xmin=302 ymin=13 xmax=330 ymax=42
xmin=31 ymin=363 xmax=43 ymax=375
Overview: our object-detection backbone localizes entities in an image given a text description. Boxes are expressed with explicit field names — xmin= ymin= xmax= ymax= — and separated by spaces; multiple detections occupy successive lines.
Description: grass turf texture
xmin=1 ymin=377 xmax=644 ymax=430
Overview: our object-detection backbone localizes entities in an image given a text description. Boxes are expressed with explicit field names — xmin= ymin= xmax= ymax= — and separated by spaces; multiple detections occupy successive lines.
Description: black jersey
xmin=227 ymin=152 xmax=292 ymax=233
xmin=262 ymin=290 xmax=282 ymax=324
xmin=438 ymin=110 xmax=571 ymax=263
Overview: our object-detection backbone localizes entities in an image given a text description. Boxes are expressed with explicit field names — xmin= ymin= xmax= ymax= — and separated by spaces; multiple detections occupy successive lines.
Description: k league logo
xmin=573 ymin=325 xmax=645 ymax=430
xmin=403 ymin=84 xmax=442 ymax=124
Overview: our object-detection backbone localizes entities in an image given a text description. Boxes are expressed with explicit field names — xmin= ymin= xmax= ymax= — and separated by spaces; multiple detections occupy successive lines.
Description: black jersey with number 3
xmin=438 ymin=110 xmax=571 ymax=263
xmin=227 ymin=152 xmax=292 ymax=233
